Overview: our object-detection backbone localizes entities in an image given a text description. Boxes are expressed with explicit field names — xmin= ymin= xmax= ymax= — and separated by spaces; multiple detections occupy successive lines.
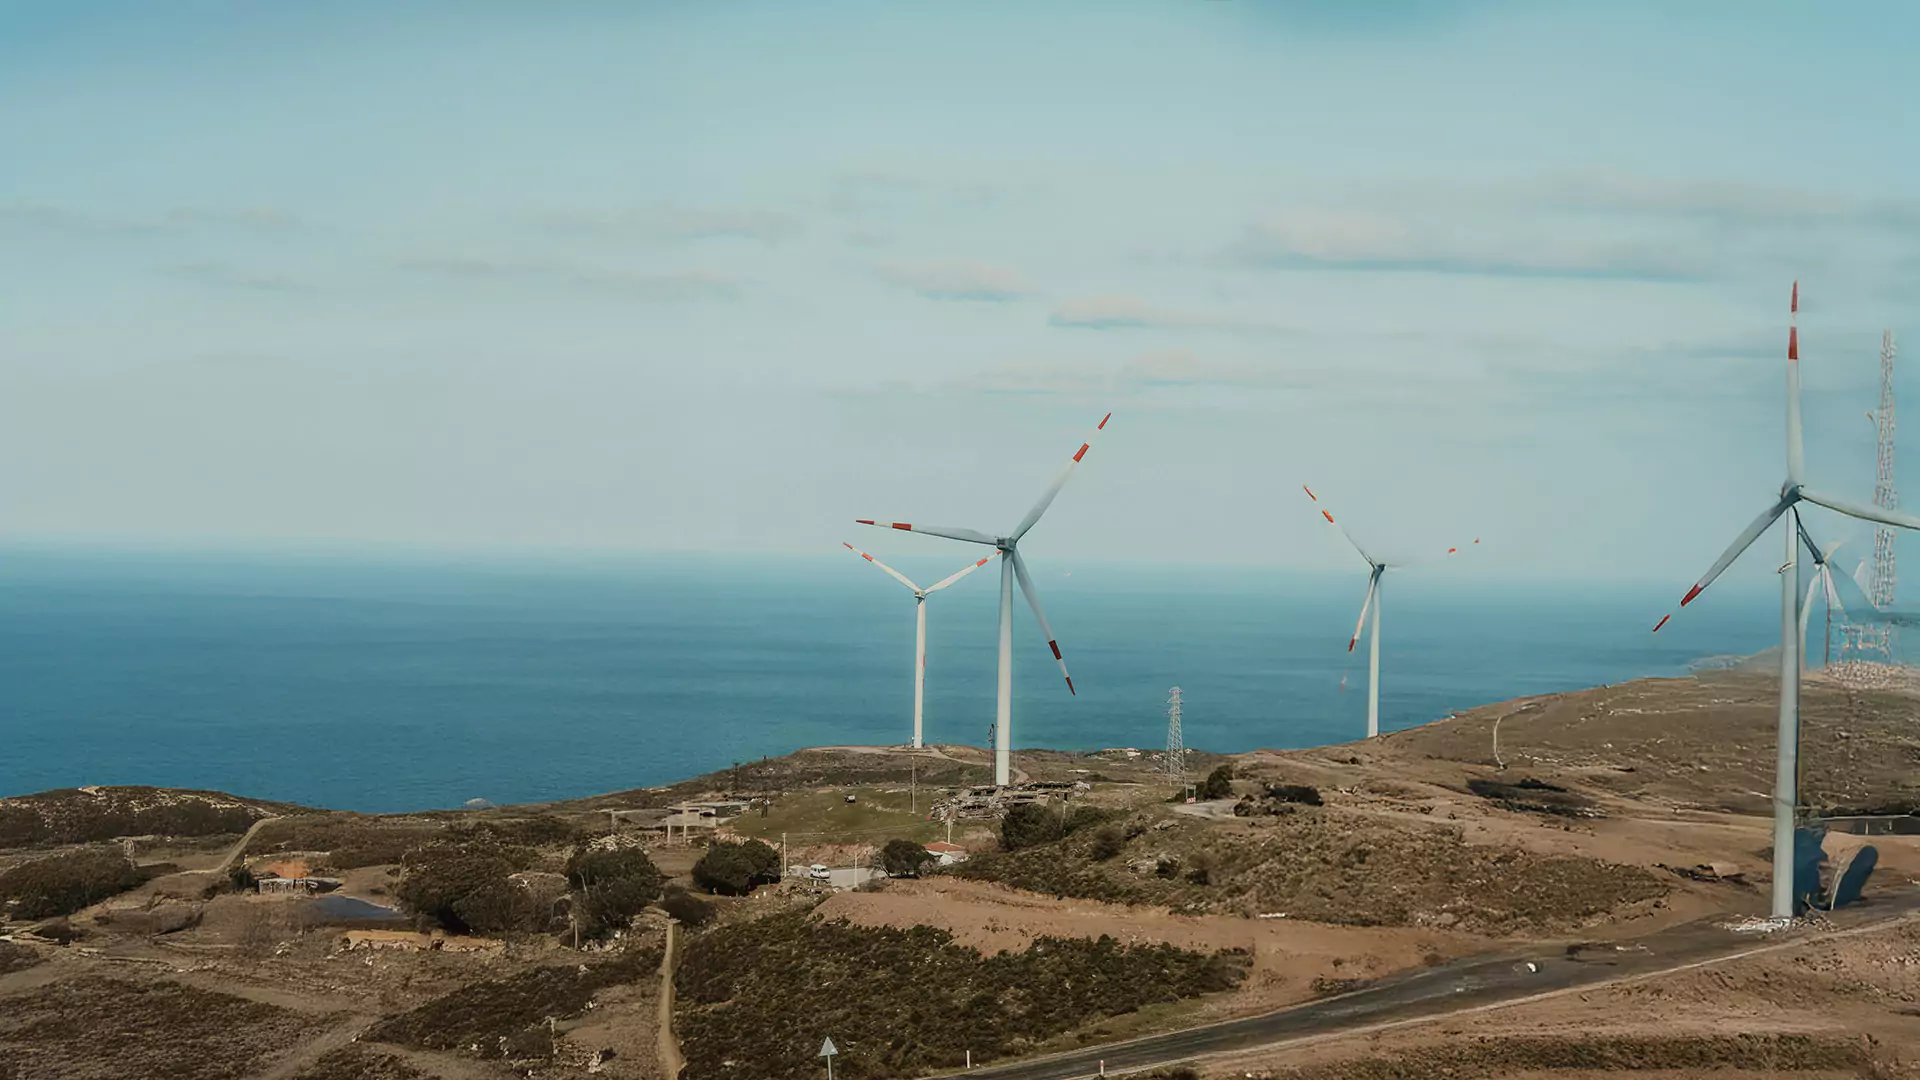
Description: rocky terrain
xmin=3 ymin=670 xmax=1918 ymax=1079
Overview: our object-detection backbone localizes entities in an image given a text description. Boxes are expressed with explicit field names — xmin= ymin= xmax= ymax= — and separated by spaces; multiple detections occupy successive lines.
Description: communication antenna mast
xmin=1163 ymin=687 xmax=1185 ymax=786
xmin=1841 ymin=331 xmax=1899 ymax=676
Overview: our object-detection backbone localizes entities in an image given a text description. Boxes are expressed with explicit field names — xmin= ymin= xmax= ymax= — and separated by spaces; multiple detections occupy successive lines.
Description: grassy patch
xmin=726 ymin=786 xmax=946 ymax=845
xmin=0 ymin=976 xmax=322 ymax=1080
xmin=674 ymin=911 xmax=1247 ymax=1079
xmin=364 ymin=947 xmax=661 ymax=1060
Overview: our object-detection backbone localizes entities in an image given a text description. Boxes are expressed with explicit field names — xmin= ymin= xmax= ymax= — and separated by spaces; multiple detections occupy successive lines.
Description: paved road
xmin=923 ymin=893 xmax=1920 ymax=1080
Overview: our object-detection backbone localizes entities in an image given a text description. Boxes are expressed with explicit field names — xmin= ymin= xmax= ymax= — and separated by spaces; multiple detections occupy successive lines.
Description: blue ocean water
xmin=0 ymin=547 xmax=1780 ymax=812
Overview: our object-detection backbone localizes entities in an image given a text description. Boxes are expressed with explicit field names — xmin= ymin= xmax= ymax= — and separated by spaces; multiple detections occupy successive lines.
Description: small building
xmin=256 ymin=876 xmax=342 ymax=896
xmin=923 ymin=841 xmax=969 ymax=867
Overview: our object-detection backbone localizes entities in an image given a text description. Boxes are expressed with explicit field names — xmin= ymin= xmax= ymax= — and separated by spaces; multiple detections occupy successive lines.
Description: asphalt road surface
xmin=924 ymin=892 xmax=1920 ymax=1080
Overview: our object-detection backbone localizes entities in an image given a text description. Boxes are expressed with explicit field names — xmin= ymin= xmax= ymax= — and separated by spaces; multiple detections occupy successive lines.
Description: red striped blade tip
xmin=1072 ymin=442 xmax=1089 ymax=462
xmin=1447 ymin=547 xmax=1457 ymax=555
xmin=1097 ymin=413 xmax=1110 ymax=430
xmin=1680 ymin=584 xmax=1704 ymax=606
xmin=975 ymin=557 xmax=990 ymax=567
xmin=1048 ymin=640 xmax=1062 ymax=659
xmin=843 ymin=542 xmax=854 ymax=550
xmin=1347 ymin=638 xmax=1358 ymax=652
xmin=1789 ymin=327 xmax=1798 ymax=361
xmin=1652 ymin=614 xmax=1672 ymax=633
xmin=1791 ymin=281 xmax=1798 ymax=313
xmin=891 ymin=522 xmax=913 ymax=531
xmin=1065 ymin=677 xmax=1076 ymax=695
xmin=855 ymin=519 xmax=875 ymax=525
xmin=1322 ymin=510 xmax=1336 ymax=524
xmin=862 ymin=554 xmax=874 ymax=562
xmin=1303 ymin=485 xmax=1317 ymax=500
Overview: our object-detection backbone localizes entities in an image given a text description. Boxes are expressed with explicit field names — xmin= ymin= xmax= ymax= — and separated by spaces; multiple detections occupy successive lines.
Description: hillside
xmin=0 ymin=786 xmax=312 ymax=851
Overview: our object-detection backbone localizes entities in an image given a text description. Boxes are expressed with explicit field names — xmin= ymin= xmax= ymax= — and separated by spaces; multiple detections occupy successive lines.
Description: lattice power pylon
xmin=1840 ymin=331 xmax=1899 ymax=677
xmin=1164 ymin=686 xmax=1186 ymax=787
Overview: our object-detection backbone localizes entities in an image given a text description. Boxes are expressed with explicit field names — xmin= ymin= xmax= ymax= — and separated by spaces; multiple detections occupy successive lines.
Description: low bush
xmin=246 ymin=815 xmax=447 ymax=870
xmin=0 ymin=787 xmax=297 ymax=850
xmin=1198 ymin=764 xmax=1234 ymax=801
xmin=1000 ymin=802 xmax=1111 ymax=852
xmin=691 ymin=839 xmax=781 ymax=896
xmin=365 ymin=948 xmax=661 ymax=1057
xmin=880 ymin=838 xmax=935 ymax=877
xmin=567 ymin=845 xmax=665 ymax=938
xmin=0 ymin=848 xmax=147 ymax=919
xmin=661 ymin=887 xmax=716 ymax=927
xmin=392 ymin=836 xmax=535 ymax=934
xmin=675 ymin=912 xmax=1247 ymax=1079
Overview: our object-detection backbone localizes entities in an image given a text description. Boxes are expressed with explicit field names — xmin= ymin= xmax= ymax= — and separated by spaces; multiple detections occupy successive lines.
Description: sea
xmin=0 ymin=546 xmax=1784 ymax=813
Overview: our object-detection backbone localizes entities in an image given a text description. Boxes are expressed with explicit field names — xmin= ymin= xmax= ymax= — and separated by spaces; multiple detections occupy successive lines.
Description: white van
xmin=809 ymin=863 xmax=830 ymax=881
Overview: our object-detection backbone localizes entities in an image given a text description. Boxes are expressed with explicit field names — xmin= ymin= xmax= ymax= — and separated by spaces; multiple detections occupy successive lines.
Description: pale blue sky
xmin=3 ymin=1 xmax=1917 ymax=584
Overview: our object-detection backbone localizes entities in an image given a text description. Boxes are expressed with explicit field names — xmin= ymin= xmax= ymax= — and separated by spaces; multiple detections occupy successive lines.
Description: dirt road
xmin=927 ymin=893 xmax=1920 ymax=1080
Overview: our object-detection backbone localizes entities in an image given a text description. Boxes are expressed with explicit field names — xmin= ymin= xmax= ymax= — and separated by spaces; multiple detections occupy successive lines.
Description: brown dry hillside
xmin=1382 ymin=670 xmax=1920 ymax=815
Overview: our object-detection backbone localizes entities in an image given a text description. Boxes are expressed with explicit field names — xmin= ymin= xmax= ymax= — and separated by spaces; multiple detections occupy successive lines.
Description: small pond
xmin=302 ymin=895 xmax=406 ymax=924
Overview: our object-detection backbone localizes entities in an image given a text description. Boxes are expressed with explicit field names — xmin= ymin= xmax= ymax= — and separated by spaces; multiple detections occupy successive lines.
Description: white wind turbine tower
xmin=1651 ymin=282 xmax=1920 ymax=919
xmin=1302 ymin=485 xmax=1477 ymax=739
xmin=858 ymin=412 xmax=1109 ymax=786
xmin=841 ymin=542 xmax=992 ymax=749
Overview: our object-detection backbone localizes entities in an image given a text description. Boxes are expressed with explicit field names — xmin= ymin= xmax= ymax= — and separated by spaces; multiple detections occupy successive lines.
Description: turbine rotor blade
xmin=842 ymin=542 xmax=922 ymax=593
xmin=924 ymin=555 xmax=993 ymax=594
xmin=1009 ymin=548 xmax=1075 ymax=695
xmin=1670 ymin=495 xmax=1795 ymax=612
xmin=1348 ymin=570 xmax=1380 ymax=652
xmin=1011 ymin=412 xmax=1111 ymax=542
xmin=1788 ymin=281 xmax=1806 ymax=485
xmin=1796 ymin=488 xmax=1920 ymax=533
xmin=1301 ymin=484 xmax=1375 ymax=567
xmin=854 ymin=520 xmax=998 ymax=546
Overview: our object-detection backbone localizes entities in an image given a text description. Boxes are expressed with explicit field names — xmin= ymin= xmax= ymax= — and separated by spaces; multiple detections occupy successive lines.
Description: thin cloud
xmin=398 ymin=256 xmax=746 ymax=298
xmin=1 ymin=203 xmax=299 ymax=234
xmin=1232 ymin=209 xmax=1702 ymax=282
xmin=1545 ymin=170 xmax=1920 ymax=233
xmin=878 ymin=258 xmax=1034 ymax=302
xmin=955 ymin=349 xmax=1331 ymax=397
xmin=158 ymin=260 xmax=312 ymax=292
xmin=534 ymin=206 xmax=801 ymax=243
xmin=1048 ymin=295 xmax=1294 ymax=332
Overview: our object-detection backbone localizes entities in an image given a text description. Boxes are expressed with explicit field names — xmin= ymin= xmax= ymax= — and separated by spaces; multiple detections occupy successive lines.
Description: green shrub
xmin=366 ymin=949 xmax=660 ymax=1056
xmin=1000 ymin=803 xmax=1064 ymax=851
xmin=661 ymin=887 xmax=716 ymax=927
xmin=392 ymin=836 xmax=534 ymax=934
xmin=0 ymin=848 xmax=147 ymax=919
xmin=1087 ymin=826 xmax=1127 ymax=861
xmin=675 ymin=913 xmax=1247 ymax=1079
xmin=880 ymin=838 xmax=935 ymax=877
xmin=567 ymin=845 xmax=665 ymax=938
xmin=1198 ymin=764 xmax=1234 ymax=801
xmin=691 ymin=839 xmax=781 ymax=896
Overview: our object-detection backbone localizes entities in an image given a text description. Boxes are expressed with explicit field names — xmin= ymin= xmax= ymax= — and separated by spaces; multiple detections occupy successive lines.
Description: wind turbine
xmin=1651 ymin=281 xmax=1920 ymax=919
xmin=1303 ymin=485 xmax=1478 ymax=739
xmin=857 ymin=413 xmax=1109 ymax=786
xmin=841 ymin=542 xmax=992 ymax=749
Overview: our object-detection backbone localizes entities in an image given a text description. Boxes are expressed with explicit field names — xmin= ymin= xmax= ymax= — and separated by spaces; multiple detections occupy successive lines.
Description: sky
xmin=4 ymin=1 xmax=1919 ymax=588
